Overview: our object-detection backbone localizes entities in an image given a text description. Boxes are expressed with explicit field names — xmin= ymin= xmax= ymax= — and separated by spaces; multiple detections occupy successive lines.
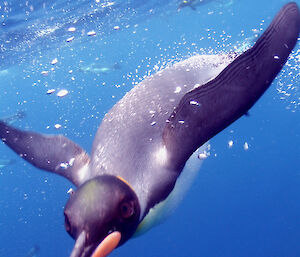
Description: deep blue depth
xmin=0 ymin=0 xmax=300 ymax=256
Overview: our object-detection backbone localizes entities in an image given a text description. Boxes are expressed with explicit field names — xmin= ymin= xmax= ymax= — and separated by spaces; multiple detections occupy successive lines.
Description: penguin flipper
xmin=163 ymin=2 xmax=300 ymax=171
xmin=0 ymin=121 xmax=90 ymax=186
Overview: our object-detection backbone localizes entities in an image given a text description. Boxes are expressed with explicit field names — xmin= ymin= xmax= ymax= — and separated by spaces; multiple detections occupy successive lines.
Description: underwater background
xmin=0 ymin=0 xmax=300 ymax=256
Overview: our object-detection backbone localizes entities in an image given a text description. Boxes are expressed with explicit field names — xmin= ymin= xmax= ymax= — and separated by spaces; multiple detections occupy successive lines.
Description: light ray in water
xmin=1 ymin=110 xmax=26 ymax=125
xmin=25 ymin=245 xmax=40 ymax=257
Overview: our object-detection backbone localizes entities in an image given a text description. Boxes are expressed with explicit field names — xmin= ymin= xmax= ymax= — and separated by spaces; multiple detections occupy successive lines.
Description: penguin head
xmin=64 ymin=175 xmax=140 ymax=257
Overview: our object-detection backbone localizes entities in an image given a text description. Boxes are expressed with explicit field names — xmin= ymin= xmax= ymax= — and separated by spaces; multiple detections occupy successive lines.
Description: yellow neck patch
xmin=116 ymin=175 xmax=134 ymax=192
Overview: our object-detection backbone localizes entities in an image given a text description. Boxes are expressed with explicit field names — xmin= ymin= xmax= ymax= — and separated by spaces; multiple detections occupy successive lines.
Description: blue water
xmin=1 ymin=0 xmax=300 ymax=256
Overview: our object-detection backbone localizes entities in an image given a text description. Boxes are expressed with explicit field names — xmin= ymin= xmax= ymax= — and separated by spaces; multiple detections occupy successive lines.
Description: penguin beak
xmin=70 ymin=231 xmax=87 ymax=257
xmin=69 ymin=231 xmax=121 ymax=257
xmin=91 ymin=231 xmax=121 ymax=257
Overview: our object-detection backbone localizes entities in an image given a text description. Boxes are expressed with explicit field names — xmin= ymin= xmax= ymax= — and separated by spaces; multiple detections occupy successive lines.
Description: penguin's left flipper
xmin=0 ymin=121 xmax=90 ymax=186
xmin=163 ymin=2 xmax=300 ymax=171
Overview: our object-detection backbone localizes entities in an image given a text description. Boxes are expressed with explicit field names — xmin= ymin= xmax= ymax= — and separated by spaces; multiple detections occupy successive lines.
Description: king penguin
xmin=0 ymin=2 xmax=299 ymax=257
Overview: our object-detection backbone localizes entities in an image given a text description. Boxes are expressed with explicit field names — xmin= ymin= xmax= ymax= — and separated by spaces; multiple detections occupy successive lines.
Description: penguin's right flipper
xmin=163 ymin=2 xmax=300 ymax=171
xmin=0 ymin=121 xmax=90 ymax=186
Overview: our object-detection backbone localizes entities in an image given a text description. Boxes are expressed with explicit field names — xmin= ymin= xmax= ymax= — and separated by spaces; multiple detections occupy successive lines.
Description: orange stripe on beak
xmin=91 ymin=231 xmax=121 ymax=257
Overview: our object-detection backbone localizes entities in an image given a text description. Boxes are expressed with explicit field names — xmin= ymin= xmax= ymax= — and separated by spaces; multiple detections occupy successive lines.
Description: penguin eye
xmin=120 ymin=201 xmax=134 ymax=218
